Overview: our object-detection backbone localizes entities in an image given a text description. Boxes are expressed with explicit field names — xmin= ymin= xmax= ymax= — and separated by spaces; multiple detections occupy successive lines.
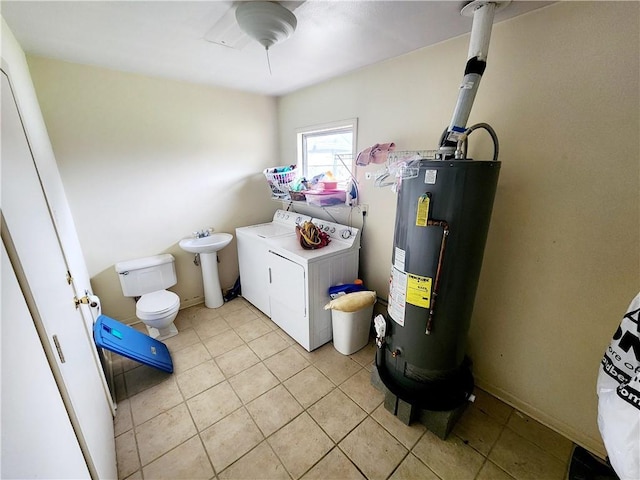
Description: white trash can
xmin=331 ymin=303 xmax=374 ymax=355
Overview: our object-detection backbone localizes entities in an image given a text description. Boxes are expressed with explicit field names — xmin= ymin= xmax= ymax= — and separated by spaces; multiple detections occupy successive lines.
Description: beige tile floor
xmin=112 ymin=297 xmax=574 ymax=480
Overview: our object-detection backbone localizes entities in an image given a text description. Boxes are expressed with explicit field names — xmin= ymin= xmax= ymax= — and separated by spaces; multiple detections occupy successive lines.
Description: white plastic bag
xmin=596 ymin=292 xmax=640 ymax=480
xmin=324 ymin=291 xmax=376 ymax=312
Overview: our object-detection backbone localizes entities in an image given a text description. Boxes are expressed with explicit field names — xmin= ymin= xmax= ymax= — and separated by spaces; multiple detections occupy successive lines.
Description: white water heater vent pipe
xmin=441 ymin=1 xmax=510 ymax=152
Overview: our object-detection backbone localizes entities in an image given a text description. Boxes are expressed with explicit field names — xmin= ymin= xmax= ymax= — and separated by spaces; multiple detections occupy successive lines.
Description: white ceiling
xmin=1 ymin=1 xmax=552 ymax=96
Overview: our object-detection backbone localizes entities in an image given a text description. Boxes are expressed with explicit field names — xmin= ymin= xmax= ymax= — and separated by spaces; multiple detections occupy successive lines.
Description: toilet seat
xmin=136 ymin=290 xmax=180 ymax=320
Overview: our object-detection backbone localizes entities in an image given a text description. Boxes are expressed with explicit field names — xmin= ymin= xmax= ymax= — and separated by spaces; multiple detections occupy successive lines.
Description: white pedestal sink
xmin=179 ymin=233 xmax=233 ymax=309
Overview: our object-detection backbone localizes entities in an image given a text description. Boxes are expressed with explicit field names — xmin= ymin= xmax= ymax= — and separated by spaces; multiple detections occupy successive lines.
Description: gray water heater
xmin=377 ymin=159 xmax=500 ymax=413
xmin=371 ymin=0 xmax=507 ymax=436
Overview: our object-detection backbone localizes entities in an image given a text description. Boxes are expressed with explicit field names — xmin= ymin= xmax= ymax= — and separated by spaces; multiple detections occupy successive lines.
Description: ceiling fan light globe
xmin=235 ymin=1 xmax=297 ymax=49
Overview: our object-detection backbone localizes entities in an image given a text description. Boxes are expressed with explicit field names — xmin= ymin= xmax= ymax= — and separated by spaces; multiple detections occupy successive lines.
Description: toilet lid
xmin=137 ymin=290 xmax=180 ymax=315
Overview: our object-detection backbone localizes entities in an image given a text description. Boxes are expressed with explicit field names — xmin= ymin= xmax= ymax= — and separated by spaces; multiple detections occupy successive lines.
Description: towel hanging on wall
xmin=356 ymin=142 xmax=396 ymax=166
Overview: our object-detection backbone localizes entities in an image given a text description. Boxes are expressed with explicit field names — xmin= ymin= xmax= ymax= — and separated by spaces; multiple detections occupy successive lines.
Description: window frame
xmin=296 ymin=118 xmax=358 ymax=181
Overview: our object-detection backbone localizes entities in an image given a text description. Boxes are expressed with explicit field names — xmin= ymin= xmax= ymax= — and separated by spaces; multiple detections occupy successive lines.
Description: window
xmin=297 ymin=119 xmax=357 ymax=184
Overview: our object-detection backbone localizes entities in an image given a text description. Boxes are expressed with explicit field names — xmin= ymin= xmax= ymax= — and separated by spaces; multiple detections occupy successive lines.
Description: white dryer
xmin=266 ymin=219 xmax=360 ymax=351
xmin=236 ymin=210 xmax=311 ymax=315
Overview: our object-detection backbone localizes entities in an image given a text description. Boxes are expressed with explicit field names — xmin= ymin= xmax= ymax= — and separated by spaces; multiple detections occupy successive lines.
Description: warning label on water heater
xmin=394 ymin=247 xmax=406 ymax=271
xmin=406 ymin=274 xmax=432 ymax=309
xmin=425 ymin=170 xmax=437 ymax=185
xmin=388 ymin=266 xmax=407 ymax=326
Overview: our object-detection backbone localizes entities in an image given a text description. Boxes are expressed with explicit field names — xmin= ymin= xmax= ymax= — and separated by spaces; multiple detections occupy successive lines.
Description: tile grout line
xmin=175 ymin=366 xmax=218 ymax=480
xmin=125 ymin=370 xmax=145 ymax=480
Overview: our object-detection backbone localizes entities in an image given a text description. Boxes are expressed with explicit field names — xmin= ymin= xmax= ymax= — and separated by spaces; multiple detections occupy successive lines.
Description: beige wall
xmin=28 ymin=57 xmax=279 ymax=322
xmin=278 ymin=2 xmax=639 ymax=456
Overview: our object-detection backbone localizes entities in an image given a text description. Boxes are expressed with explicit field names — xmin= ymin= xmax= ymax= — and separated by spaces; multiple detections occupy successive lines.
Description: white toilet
xmin=115 ymin=254 xmax=181 ymax=341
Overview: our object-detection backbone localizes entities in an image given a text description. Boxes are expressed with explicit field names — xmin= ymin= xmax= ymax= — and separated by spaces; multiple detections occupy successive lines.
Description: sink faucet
xmin=193 ymin=227 xmax=214 ymax=238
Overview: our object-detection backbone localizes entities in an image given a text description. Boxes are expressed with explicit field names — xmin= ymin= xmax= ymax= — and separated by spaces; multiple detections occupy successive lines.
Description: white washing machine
xmin=265 ymin=219 xmax=360 ymax=351
xmin=236 ymin=210 xmax=311 ymax=315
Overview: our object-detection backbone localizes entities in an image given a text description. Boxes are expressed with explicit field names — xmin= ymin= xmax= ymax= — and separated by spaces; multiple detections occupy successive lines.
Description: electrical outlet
xmin=365 ymin=172 xmax=373 ymax=180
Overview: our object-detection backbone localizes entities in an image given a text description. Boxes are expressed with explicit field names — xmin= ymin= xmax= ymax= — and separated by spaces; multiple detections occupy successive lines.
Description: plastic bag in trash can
xmin=596 ymin=292 xmax=640 ymax=480
xmin=324 ymin=291 xmax=376 ymax=312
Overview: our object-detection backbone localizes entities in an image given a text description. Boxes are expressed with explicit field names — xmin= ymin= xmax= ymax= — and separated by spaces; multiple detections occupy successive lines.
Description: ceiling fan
xmin=203 ymin=1 xmax=305 ymax=51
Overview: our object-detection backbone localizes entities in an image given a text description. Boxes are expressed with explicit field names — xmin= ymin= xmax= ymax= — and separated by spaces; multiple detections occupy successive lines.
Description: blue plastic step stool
xmin=94 ymin=314 xmax=173 ymax=373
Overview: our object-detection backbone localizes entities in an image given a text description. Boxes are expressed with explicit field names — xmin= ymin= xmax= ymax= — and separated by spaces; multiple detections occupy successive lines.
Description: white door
xmin=1 ymin=243 xmax=91 ymax=479
xmin=3 ymin=62 xmax=117 ymax=409
xmin=268 ymin=250 xmax=308 ymax=349
xmin=1 ymin=71 xmax=116 ymax=479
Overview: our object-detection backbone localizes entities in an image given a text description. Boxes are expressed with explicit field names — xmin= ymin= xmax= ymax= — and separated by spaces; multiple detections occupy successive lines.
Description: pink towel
xmin=356 ymin=142 xmax=396 ymax=166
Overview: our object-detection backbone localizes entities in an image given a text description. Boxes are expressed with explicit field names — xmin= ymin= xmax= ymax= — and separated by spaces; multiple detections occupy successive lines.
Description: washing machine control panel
xmin=273 ymin=210 xmax=311 ymax=229
xmin=311 ymin=219 xmax=359 ymax=246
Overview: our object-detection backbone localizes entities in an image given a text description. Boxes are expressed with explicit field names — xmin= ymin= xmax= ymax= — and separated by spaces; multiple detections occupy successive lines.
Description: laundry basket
xmin=263 ymin=166 xmax=297 ymax=198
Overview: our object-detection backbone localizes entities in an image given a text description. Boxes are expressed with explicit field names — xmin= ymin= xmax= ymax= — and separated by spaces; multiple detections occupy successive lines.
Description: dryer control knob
xmin=286 ymin=214 xmax=290 ymax=220
xmin=330 ymin=227 xmax=336 ymax=233
xmin=341 ymin=229 xmax=352 ymax=239
xmin=324 ymin=226 xmax=330 ymax=232
xmin=296 ymin=216 xmax=302 ymax=223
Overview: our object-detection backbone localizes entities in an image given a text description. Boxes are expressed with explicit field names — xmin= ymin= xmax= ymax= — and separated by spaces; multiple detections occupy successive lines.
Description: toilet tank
xmin=115 ymin=254 xmax=177 ymax=297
